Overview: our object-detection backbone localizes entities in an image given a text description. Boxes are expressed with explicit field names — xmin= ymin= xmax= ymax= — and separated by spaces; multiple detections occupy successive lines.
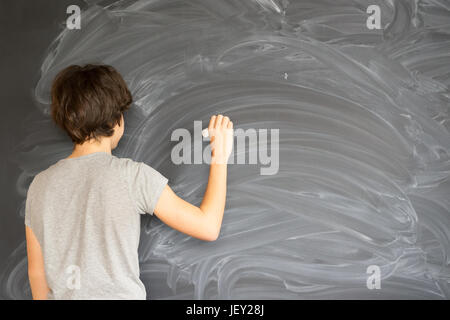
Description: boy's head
xmin=50 ymin=64 xmax=132 ymax=149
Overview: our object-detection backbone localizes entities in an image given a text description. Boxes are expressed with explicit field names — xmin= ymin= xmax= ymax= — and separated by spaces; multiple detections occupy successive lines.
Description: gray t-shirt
xmin=24 ymin=151 xmax=168 ymax=300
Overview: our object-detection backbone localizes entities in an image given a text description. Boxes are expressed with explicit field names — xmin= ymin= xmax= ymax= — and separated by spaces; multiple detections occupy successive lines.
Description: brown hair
xmin=50 ymin=64 xmax=132 ymax=144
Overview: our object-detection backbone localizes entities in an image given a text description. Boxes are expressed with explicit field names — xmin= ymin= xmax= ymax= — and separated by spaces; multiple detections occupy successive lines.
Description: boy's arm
xmin=154 ymin=115 xmax=233 ymax=241
xmin=25 ymin=226 xmax=50 ymax=299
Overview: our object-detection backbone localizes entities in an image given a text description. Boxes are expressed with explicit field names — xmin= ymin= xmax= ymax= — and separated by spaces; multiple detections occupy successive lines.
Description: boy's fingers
xmin=222 ymin=116 xmax=230 ymax=128
xmin=209 ymin=115 xmax=216 ymax=131
xmin=215 ymin=114 xmax=223 ymax=128
xmin=227 ymin=121 xmax=233 ymax=129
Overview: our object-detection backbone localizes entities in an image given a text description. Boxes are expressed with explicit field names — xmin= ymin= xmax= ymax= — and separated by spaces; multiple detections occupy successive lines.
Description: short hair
xmin=50 ymin=64 xmax=132 ymax=144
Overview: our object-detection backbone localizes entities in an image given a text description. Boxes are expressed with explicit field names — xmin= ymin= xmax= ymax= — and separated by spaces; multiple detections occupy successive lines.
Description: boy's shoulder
xmin=26 ymin=161 xmax=59 ymax=197
xmin=110 ymin=154 xmax=137 ymax=164
xmin=110 ymin=155 xmax=167 ymax=182
xmin=110 ymin=155 xmax=162 ymax=181
xmin=110 ymin=154 xmax=142 ymax=170
xmin=28 ymin=158 xmax=64 ymax=185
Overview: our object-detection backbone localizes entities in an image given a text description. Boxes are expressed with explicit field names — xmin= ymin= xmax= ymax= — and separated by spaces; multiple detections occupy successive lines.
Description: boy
xmin=25 ymin=64 xmax=233 ymax=299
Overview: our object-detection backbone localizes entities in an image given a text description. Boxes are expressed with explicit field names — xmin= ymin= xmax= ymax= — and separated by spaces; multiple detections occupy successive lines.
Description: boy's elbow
xmin=200 ymin=224 xmax=219 ymax=241
xmin=206 ymin=231 xmax=219 ymax=242
xmin=198 ymin=208 xmax=220 ymax=241
xmin=204 ymin=224 xmax=220 ymax=242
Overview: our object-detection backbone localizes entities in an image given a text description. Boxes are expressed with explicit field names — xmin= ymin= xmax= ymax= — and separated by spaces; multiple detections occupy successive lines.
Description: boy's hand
xmin=208 ymin=114 xmax=234 ymax=165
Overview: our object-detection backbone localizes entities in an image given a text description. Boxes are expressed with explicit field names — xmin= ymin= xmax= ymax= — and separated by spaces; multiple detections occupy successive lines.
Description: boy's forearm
xmin=199 ymin=163 xmax=228 ymax=238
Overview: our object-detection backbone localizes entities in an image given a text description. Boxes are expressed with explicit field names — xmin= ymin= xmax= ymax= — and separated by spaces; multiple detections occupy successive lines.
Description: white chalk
xmin=202 ymin=128 xmax=209 ymax=138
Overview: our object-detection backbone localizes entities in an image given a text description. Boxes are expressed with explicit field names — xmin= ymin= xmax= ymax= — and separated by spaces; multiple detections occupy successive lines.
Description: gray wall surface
xmin=1 ymin=0 xmax=449 ymax=299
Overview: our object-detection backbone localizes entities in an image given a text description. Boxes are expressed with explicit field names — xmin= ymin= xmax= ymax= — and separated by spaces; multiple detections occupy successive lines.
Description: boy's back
xmin=25 ymin=151 xmax=168 ymax=299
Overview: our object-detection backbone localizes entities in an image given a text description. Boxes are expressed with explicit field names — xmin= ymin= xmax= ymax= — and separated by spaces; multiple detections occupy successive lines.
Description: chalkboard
xmin=1 ymin=0 xmax=450 ymax=299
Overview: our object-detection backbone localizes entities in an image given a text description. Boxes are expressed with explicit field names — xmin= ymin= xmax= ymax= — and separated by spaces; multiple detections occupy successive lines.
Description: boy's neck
xmin=68 ymin=137 xmax=112 ymax=159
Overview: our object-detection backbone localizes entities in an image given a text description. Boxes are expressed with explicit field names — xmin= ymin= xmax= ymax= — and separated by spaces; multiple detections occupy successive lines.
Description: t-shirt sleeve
xmin=25 ymin=195 xmax=32 ymax=228
xmin=126 ymin=160 xmax=169 ymax=215
xmin=24 ymin=177 xmax=36 ymax=228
